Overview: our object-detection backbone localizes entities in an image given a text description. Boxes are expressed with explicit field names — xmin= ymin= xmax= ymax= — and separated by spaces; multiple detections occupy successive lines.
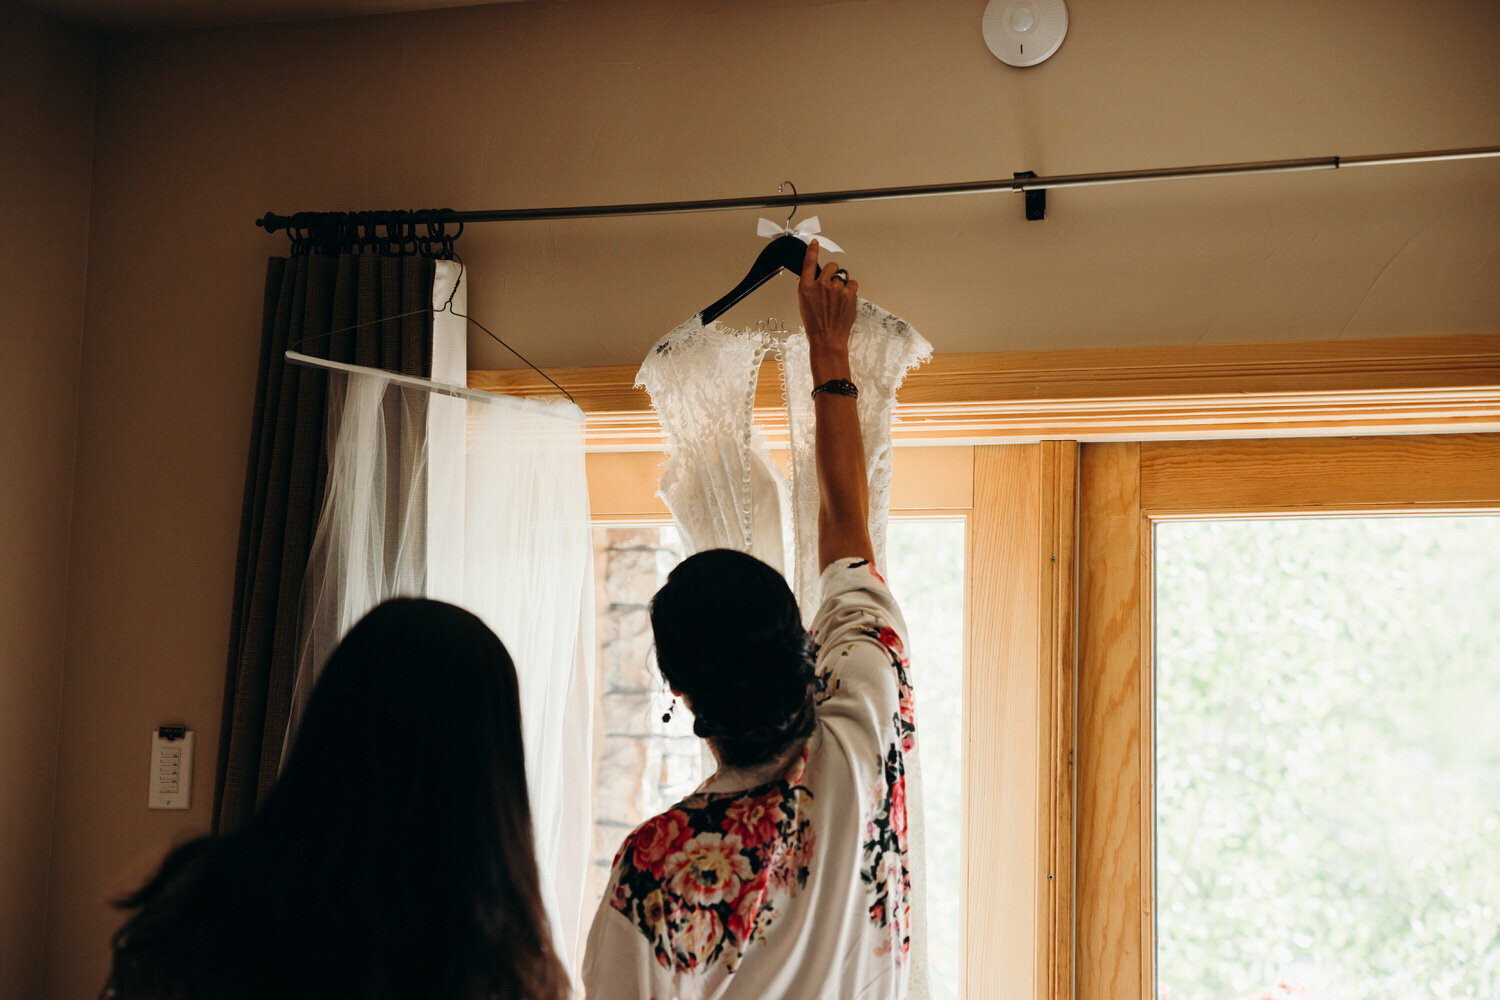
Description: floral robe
xmin=582 ymin=557 xmax=918 ymax=1000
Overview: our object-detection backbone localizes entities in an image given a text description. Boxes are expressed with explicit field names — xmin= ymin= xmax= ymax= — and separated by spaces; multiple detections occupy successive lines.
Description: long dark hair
xmin=650 ymin=549 xmax=818 ymax=769
xmin=103 ymin=598 xmax=568 ymax=1000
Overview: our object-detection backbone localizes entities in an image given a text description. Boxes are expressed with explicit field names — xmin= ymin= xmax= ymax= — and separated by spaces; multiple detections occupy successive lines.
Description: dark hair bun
xmin=689 ymin=634 xmax=815 ymax=738
xmin=649 ymin=550 xmax=819 ymax=769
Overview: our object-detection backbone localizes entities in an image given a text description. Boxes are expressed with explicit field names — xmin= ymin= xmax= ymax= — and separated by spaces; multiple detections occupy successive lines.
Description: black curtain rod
xmin=256 ymin=144 xmax=1500 ymax=232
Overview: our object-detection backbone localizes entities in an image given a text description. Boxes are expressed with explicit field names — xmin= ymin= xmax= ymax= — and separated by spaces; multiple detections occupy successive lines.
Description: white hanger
xmin=283 ymin=350 xmax=499 ymax=403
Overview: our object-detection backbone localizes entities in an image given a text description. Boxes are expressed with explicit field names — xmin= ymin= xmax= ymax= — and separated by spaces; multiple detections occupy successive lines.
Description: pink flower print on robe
xmin=667 ymin=832 xmax=755 ymax=907
xmin=890 ymin=775 xmax=908 ymax=841
xmin=726 ymin=876 xmax=770 ymax=946
xmin=723 ymin=792 xmax=783 ymax=850
xmin=632 ymin=809 xmax=691 ymax=880
xmin=639 ymin=890 xmax=674 ymax=969
xmin=675 ymin=906 xmax=726 ymax=970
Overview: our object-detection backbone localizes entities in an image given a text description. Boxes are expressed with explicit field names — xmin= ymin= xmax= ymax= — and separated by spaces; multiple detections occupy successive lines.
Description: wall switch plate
xmin=148 ymin=727 xmax=193 ymax=810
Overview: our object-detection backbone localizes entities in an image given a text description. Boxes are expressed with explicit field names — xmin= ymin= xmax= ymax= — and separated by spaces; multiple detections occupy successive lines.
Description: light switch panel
xmin=148 ymin=727 xmax=193 ymax=810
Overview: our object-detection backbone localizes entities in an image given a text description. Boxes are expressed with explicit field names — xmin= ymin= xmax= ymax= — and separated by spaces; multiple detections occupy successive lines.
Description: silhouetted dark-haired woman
xmin=103 ymin=598 xmax=569 ymax=1000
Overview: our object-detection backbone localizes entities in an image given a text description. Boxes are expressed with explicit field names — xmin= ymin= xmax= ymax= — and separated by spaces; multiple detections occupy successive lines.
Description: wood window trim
xmin=585 ymin=446 xmax=975 ymax=521
xmin=965 ymin=444 xmax=1077 ymax=1000
xmin=472 ymin=333 xmax=1500 ymax=450
xmin=1076 ymin=435 xmax=1500 ymax=1000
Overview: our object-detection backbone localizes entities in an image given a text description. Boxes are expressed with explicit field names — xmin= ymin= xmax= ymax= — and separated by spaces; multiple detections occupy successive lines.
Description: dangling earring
xmin=661 ymin=697 xmax=677 ymax=724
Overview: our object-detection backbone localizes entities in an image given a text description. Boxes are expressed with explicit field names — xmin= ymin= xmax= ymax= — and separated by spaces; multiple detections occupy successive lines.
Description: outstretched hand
xmin=797 ymin=239 xmax=859 ymax=356
xmin=797 ymin=241 xmax=875 ymax=570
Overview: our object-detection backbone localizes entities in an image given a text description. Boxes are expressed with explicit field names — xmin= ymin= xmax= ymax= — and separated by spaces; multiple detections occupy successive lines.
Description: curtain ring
xmin=380 ymin=212 xmax=403 ymax=255
xmin=434 ymin=209 xmax=460 ymax=243
xmin=359 ymin=212 xmax=378 ymax=254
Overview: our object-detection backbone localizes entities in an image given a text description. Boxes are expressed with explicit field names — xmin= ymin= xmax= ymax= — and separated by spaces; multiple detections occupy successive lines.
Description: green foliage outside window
xmin=1155 ymin=517 xmax=1500 ymax=1000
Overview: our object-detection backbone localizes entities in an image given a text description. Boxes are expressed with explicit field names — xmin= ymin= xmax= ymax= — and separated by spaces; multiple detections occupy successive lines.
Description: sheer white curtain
xmin=425 ymin=391 xmax=595 ymax=963
xmin=290 ymin=260 xmax=595 ymax=970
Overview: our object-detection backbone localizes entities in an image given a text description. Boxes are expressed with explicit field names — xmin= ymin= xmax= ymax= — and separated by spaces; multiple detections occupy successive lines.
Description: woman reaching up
xmin=583 ymin=242 xmax=920 ymax=999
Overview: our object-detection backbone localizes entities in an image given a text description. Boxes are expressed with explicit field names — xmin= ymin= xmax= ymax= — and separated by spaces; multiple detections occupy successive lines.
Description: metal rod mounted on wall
xmin=255 ymin=144 xmax=1500 ymax=231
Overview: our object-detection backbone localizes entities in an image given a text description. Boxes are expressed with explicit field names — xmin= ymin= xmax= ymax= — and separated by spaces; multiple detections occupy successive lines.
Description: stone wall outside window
xmin=586 ymin=525 xmax=705 ymax=909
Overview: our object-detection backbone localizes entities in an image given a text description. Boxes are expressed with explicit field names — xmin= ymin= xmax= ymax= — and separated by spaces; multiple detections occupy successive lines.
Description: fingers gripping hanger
xmin=283 ymin=252 xmax=577 ymax=405
xmin=698 ymin=181 xmax=814 ymax=325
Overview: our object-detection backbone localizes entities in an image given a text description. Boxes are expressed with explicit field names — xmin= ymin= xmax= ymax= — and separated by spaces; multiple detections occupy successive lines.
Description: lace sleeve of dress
xmin=636 ymin=316 xmax=789 ymax=569
xmin=782 ymin=301 xmax=933 ymax=620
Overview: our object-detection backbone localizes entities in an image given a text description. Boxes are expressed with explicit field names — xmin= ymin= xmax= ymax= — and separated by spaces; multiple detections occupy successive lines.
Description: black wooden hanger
xmin=698 ymin=234 xmax=810 ymax=325
xmin=698 ymin=182 xmax=813 ymax=325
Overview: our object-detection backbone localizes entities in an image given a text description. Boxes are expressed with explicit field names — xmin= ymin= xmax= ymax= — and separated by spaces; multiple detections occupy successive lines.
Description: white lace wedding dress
xmin=630 ymin=300 xmax=933 ymax=1000
xmin=636 ymin=300 xmax=931 ymax=614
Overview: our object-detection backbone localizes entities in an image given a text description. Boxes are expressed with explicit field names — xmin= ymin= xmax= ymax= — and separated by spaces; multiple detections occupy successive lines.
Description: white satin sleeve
xmin=808 ymin=556 xmax=912 ymax=761
xmin=581 ymin=892 xmax=680 ymax=1000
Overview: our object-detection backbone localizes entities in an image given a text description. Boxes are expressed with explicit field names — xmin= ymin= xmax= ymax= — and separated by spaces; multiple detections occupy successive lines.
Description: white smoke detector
xmin=983 ymin=0 xmax=1069 ymax=68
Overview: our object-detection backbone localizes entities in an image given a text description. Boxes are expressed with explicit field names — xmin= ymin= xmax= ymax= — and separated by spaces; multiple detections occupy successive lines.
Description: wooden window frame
xmin=1076 ymin=434 xmax=1500 ymax=1000
xmin=472 ymin=334 xmax=1500 ymax=451
xmin=473 ymin=333 xmax=1500 ymax=1000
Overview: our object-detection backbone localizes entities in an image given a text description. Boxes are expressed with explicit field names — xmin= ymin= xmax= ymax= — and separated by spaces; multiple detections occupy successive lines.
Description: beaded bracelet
xmin=811 ymin=378 xmax=859 ymax=399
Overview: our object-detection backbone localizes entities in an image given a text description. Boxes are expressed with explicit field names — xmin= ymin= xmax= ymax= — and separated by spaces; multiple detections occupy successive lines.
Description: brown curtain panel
xmin=214 ymin=251 xmax=435 ymax=832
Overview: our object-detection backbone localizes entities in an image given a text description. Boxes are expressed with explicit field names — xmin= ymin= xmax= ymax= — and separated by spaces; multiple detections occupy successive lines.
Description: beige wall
xmin=0 ymin=3 xmax=96 ymax=997
xmin=28 ymin=0 xmax=1500 ymax=995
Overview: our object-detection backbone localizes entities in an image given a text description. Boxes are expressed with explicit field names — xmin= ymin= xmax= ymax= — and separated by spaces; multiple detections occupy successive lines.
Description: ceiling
xmin=26 ymin=0 xmax=538 ymax=32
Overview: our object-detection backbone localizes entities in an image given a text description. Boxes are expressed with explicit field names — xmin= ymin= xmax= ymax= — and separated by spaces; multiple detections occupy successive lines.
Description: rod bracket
xmin=1014 ymin=171 xmax=1045 ymax=221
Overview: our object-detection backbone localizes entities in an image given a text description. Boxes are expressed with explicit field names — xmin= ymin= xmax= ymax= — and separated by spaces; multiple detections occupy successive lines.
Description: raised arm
xmin=798 ymin=240 xmax=876 ymax=572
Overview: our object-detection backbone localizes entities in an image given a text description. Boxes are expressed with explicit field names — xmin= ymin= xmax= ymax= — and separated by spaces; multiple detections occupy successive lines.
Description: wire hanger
xmin=698 ymin=182 xmax=814 ymax=326
xmin=282 ymin=257 xmax=576 ymax=405
xmin=285 ymin=350 xmax=502 ymax=403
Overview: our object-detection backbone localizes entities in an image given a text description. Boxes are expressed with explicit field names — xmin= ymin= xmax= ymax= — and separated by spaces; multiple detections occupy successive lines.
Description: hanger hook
xmin=777 ymin=180 xmax=798 ymax=228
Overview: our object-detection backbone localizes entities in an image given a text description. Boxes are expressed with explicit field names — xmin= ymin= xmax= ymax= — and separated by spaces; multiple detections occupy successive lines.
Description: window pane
xmin=588 ymin=520 xmax=966 ymax=1000
xmin=588 ymin=524 xmax=696 ymax=911
xmin=885 ymin=519 xmax=965 ymax=1000
xmin=1154 ymin=517 xmax=1500 ymax=1000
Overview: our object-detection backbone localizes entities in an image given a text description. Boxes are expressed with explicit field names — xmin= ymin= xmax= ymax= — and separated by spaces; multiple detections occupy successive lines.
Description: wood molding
xmin=965 ymin=445 xmax=1042 ymax=999
xmin=1136 ymin=510 xmax=1156 ymax=1000
xmin=1139 ymin=433 xmax=1500 ymax=515
xmin=587 ymin=446 xmax=975 ymax=520
xmin=1038 ymin=441 xmax=1078 ymax=1000
xmin=962 ymin=443 xmax=1079 ymax=1000
xmin=1076 ymin=442 xmax=1148 ymax=1000
xmin=471 ymin=334 xmax=1500 ymax=449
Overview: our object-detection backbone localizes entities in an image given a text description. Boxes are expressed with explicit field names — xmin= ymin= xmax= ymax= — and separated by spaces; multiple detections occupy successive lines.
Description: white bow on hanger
xmin=755 ymin=215 xmax=844 ymax=254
